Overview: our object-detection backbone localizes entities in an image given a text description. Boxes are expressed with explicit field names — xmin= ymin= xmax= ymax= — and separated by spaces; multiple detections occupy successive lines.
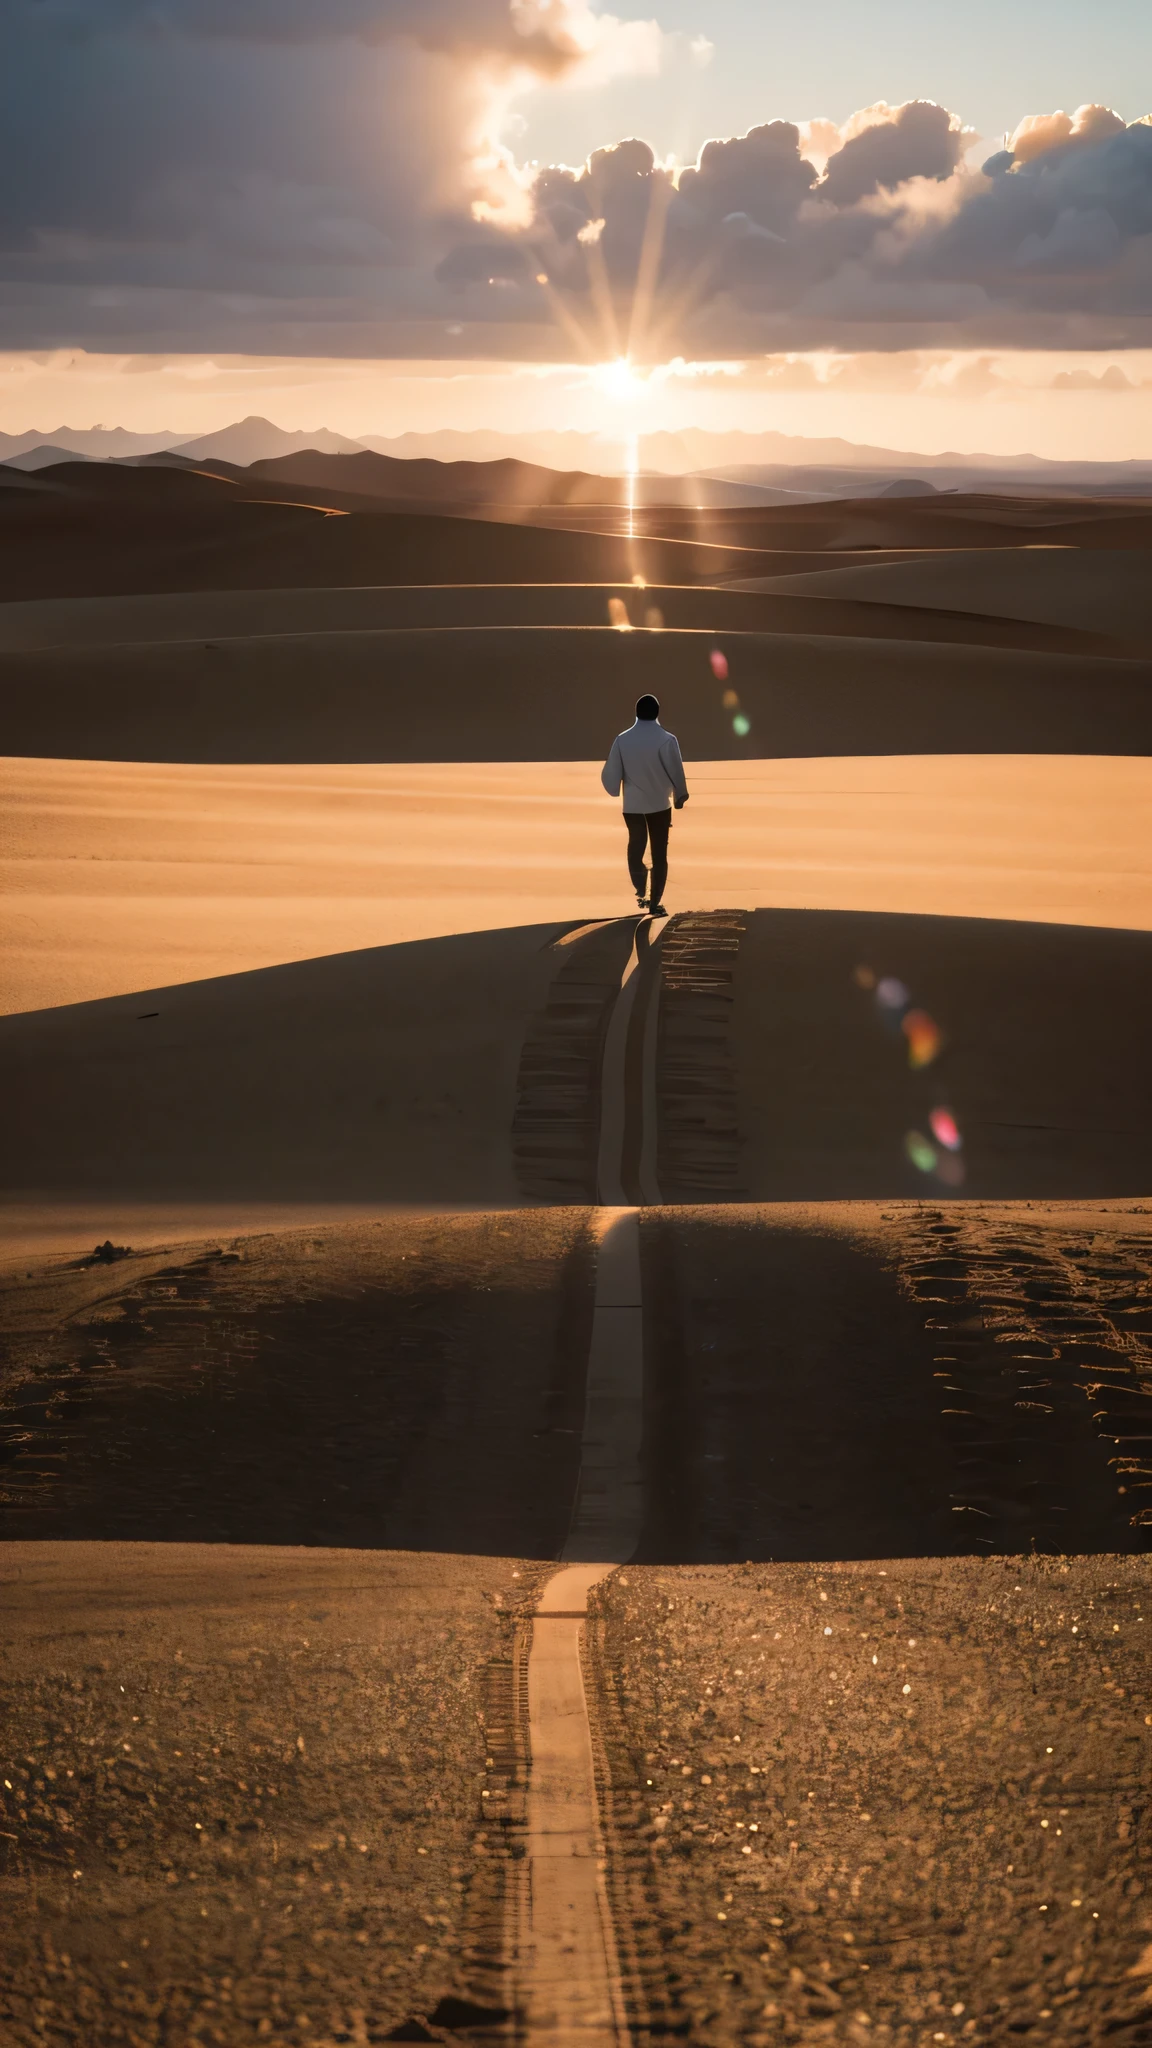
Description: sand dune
xmin=5 ymin=753 xmax=1151 ymax=1017
xmin=0 ymin=575 xmax=1048 ymax=653
xmin=732 ymin=908 xmax=1152 ymax=1201
xmin=0 ymin=578 xmax=1123 ymax=662
xmin=1 ymin=923 xmax=579 ymax=1211
xmin=3 ymin=893 xmax=1149 ymax=1226
xmin=5 ymin=623 xmax=1150 ymax=764
xmin=0 ymin=480 xmax=764 ymax=602
xmin=528 ymin=491 xmax=1152 ymax=551
xmin=746 ymin=546 xmax=1152 ymax=649
xmin=240 ymin=447 xmax=798 ymax=511
xmin=8 ymin=464 xmax=1152 ymax=607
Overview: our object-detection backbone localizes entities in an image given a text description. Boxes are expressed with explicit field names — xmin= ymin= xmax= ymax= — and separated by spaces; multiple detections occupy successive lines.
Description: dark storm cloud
xmin=12 ymin=0 xmax=595 ymax=64
xmin=1 ymin=0 xmax=1150 ymax=359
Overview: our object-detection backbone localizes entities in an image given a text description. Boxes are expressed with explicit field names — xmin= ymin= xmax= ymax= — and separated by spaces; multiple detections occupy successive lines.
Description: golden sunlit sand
xmin=4 ymin=753 xmax=1151 ymax=1015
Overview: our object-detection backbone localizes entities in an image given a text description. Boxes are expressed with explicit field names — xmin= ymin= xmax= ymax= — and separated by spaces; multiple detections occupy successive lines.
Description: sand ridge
xmin=746 ymin=546 xmax=1152 ymax=650
xmin=5 ymin=623 xmax=1151 ymax=763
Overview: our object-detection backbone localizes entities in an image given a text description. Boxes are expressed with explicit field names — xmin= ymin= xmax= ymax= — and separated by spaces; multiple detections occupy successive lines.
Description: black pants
xmin=625 ymin=808 xmax=671 ymax=905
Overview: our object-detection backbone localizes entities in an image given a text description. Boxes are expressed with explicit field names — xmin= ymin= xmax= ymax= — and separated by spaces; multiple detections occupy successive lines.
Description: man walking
xmin=601 ymin=693 xmax=688 ymax=917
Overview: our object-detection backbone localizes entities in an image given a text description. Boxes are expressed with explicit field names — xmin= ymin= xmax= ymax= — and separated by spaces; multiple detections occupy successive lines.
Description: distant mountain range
xmin=4 ymin=412 xmax=1152 ymax=496
xmin=0 ymin=425 xmax=185 ymax=463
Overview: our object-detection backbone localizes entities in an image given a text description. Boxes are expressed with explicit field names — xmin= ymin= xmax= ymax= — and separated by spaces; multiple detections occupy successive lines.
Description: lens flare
xmin=607 ymin=596 xmax=630 ymax=630
xmin=645 ymin=606 xmax=665 ymax=630
xmin=710 ymin=649 xmax=729 ymax=681
xmin=930 ymin=1107 xmax=962 ymax=1151
xmin=722 ymin=687 xmax=739 ymax=709
xmin=853 ymin=964 xmax=876 ymax=990
xmin=903 ymin=1010 xmax=942 ymax=1068
xmin=905 ymin=1131 xmax=937 ymax=1174
xmin=732 ymin=713 xmax=751 ymax=737
xmin=936 ymin=1154 xmax=967 ymax=1188
xmin=876 ymin=976 xmax=909 ymax=1011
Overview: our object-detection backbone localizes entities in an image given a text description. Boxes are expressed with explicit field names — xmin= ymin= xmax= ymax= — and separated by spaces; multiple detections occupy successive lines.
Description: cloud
xmin=818 ymin=100 xmax=968 ymax=206
xmin=2 ymin=9 xmax=1151 ymax=361
xmin=1008 ymin=103 xmax=1127 ymax=165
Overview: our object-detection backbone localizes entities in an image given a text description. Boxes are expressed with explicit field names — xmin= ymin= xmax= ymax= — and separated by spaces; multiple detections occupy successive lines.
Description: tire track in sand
xmin=517 ymin=1209 xmax=642 ymax=2044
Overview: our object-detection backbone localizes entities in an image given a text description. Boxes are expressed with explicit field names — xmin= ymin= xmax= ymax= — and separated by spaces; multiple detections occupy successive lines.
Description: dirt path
xmin=518 ymin=1210 xmax=643 ymax=2042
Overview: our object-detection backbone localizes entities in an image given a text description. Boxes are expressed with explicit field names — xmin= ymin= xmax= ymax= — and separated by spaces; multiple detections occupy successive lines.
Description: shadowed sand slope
xmin=3 ymin=908 xmax=1149 ymax=1213
xmin=0 ymin=922 xmax=638 ymax=1209
xmin=749 ymin=546 xmax=1152 ymax=649
xmin=0 ymin=1212 xmax=595 ymax=1554
xmin=0 ymin=1207 xmax=1146 ymax=1558
xmin=0 ymin=579 xmax=1116 ymax=654
xmin=731 ymin=908 xmax=1152 ymax=1201
xmin=530 ymin=489 xmax=1152 ymax=550
xmin=0 ymin=479 xmax=768 ymax=601
xmin=5 ymin=624 xmax=1151 ymax=762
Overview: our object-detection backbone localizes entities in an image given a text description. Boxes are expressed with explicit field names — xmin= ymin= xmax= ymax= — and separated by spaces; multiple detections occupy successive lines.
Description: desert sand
xmin=5 ymin=753 xmax=1151 ymax=1017
xmin=0 ymin=576 xmax=1106 ymax=652
xmin=750 ymin=546 xmax=1152 ymax=650
xmin=1 ymin=1207 xmax=1148 ymax=2041
xmin=2 ymin=455 xmax=1151 ymax=2044
xmin=6 ymin=625 xmax=1150 ymax=764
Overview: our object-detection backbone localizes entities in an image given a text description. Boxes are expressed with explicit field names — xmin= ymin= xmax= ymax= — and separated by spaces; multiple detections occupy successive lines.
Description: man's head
xmin=636 ymin=694 xmax=660 ymax=722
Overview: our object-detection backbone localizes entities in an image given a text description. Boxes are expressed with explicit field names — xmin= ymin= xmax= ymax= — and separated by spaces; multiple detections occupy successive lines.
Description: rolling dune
xmin=745 ymin=546 xmax=1152 ymax=649
xmin=0 ymin=577 xmax=1104 ymax=654
xmin=5 ymin=752 xmax=1151 ymax=1017
xmin=4 ymin=623 xmax=1151 ymax=764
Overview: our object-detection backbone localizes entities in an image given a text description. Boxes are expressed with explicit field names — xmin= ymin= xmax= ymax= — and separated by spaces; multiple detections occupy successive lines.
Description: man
xmin=601 ymin=693 xmax=688 ymax=917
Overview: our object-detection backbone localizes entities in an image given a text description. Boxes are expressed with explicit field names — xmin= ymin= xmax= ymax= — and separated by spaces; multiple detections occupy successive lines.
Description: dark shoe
xmin=649 ymin=901 xmax=668 ymax=918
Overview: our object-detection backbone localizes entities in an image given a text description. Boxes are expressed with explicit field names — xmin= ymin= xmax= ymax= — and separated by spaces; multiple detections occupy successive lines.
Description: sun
xmin=592 ymin=355 xmax=645 ymax=402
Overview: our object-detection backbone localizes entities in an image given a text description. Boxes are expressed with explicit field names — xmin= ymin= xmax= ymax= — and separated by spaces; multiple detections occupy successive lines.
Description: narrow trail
xmin=596 ymin=917 xmax=665 ymax=1207
xmin=517 ymin=1209 xmax=642 ymax=2044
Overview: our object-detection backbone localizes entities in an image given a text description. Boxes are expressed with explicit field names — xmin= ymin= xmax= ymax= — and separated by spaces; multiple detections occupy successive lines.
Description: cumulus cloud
xmin=2 ymin=3 xmax=1151 ymax=361
xmin=819 ymin=100 xmax=968 ymax=206
xmin=1007 ymin=103 xmax=1127 ymax=165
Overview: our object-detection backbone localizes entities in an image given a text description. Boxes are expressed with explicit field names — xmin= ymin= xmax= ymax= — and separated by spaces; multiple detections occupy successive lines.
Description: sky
xmin=2 ymin=0 xmax=1151 ymax=455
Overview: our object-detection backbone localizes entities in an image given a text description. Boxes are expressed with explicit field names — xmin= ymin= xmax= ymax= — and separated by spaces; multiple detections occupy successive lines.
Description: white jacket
xmin=601 ymin=719 xmax=688 ymax=814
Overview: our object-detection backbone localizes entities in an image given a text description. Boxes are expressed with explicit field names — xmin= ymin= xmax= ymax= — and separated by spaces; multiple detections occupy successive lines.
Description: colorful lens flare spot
xmin=645 ymin=606 xmax=664 ymax=630
xmin=936 ymin=1154 xmax=967 ymax=1188
xmin=902 ymin=1009 xmax=942 ymax=1067
xmin=607 ymin=596 xmax=630 ymax=630
xmin=732 ymin=713 xmax=751 ymax=737
xmin=929 ymin=1107 xmax=962 ymax=1151
xmin=710 ymin=649 xmax=729 ymax=681
xmin=722 ymin=688 xmax=739 ymax=709
xmin=876 ymin=976 xmax=909 ymax=1011
xmin=853 ymin=964 xmax=877 ymax=991
xmin=905 ymin=1131 xmax=937 ymax=1174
